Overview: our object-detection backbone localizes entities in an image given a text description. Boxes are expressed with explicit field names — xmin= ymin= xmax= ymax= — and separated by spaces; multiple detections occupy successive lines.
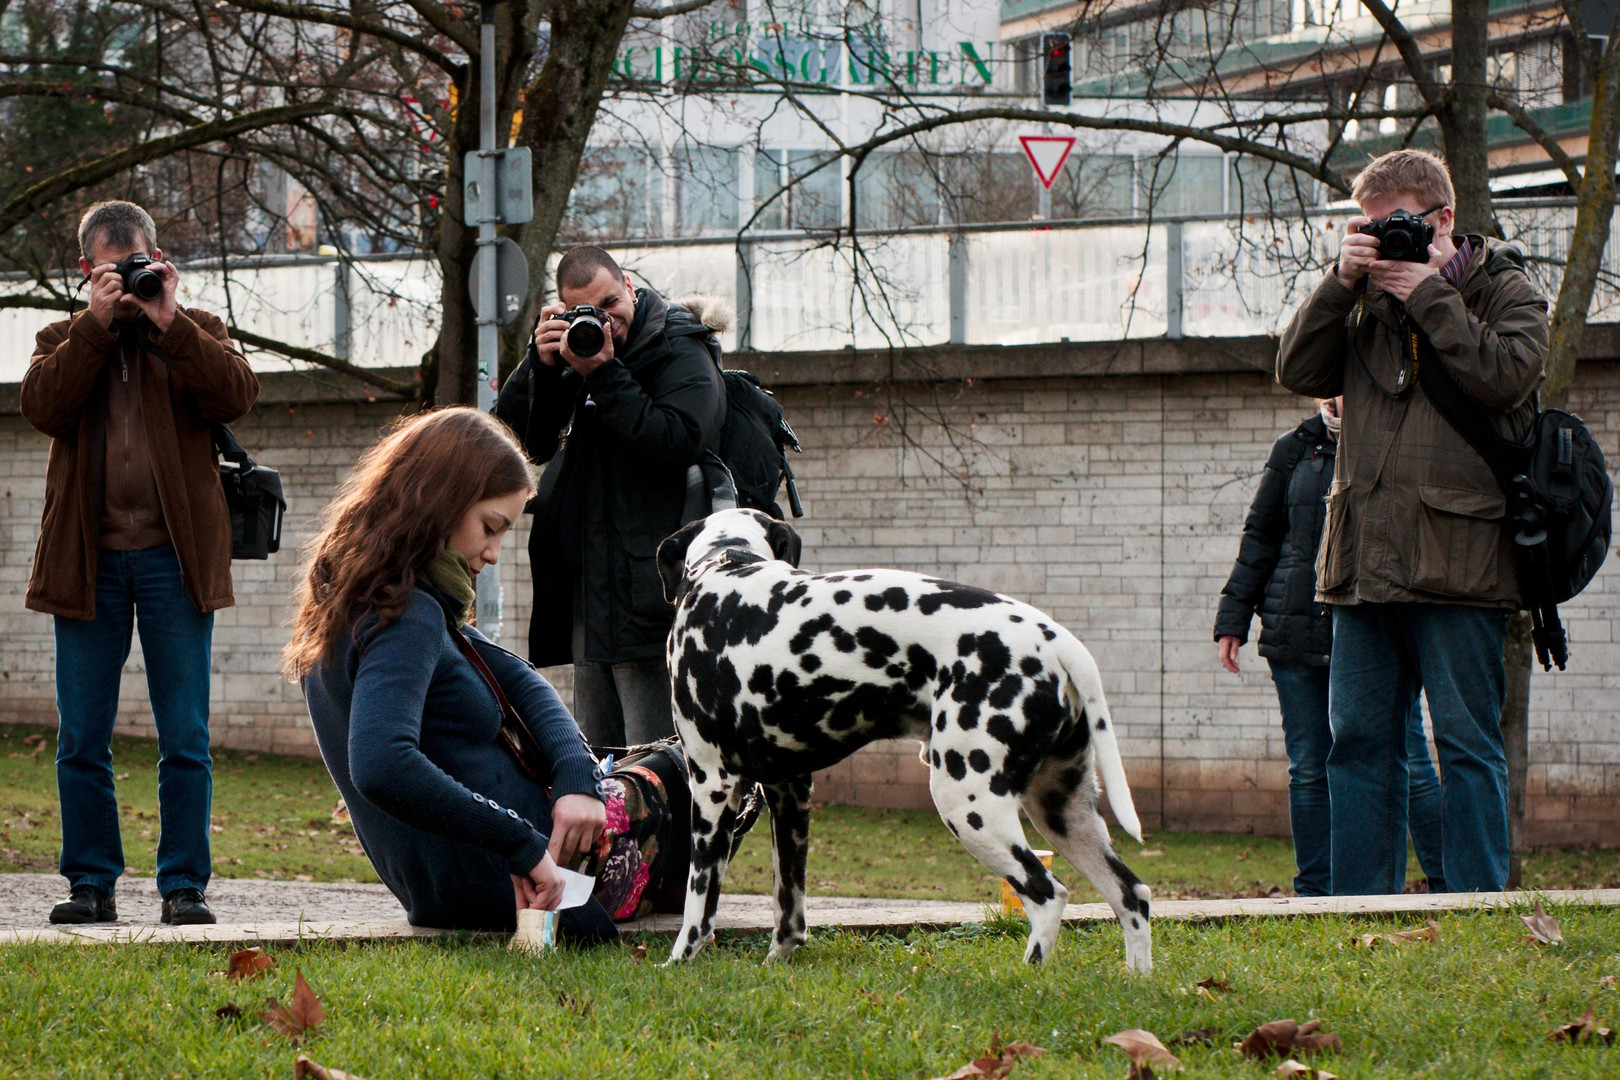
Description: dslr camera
xmin=561 ymin=304 xmax=609 ymax=357
xmin=113 ymin=253 xmax=165 ymax=301
xmin=1358 ymin=209 xmax=1435 ymax=263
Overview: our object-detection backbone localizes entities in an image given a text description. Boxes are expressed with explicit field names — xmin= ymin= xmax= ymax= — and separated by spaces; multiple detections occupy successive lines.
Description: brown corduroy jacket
xmin=1276 ymin=237 xmax=1549 ymax=608
xmin=20 ymin=308 xmax=260 ymax=620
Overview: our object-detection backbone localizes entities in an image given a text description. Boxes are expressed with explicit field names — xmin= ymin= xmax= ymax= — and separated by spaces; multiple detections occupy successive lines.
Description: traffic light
xmin=1042 ymin=32 xmax=1071 ymax=107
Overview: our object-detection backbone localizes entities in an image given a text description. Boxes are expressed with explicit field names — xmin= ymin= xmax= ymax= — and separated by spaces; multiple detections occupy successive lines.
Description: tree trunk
xmin=1444 ymin=0 xmax=1497 ymax=235
xmin=499 ymin=0 xmax=641 ymax=377
xmin=1500 ymin=611 xmax=1532 ymax=884
xmin=1497 ymin=24 xmax=1620 ymax=884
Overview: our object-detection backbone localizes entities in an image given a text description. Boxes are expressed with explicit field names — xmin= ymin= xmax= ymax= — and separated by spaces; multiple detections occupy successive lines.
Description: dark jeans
xmin=1269 ymin=660 xmax=1446 ymax=896
xmin=571 ymin=619 xmax=673 ymax=749
xmin=1328 ymin=603 xmax=1511 ymax=895
xmin=54 ymin=546 xmax=214 ymax=897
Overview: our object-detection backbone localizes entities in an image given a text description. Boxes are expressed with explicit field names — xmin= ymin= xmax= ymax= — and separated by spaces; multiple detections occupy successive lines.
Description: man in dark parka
xmin=496 ymin=246 xmax=725 ymax=749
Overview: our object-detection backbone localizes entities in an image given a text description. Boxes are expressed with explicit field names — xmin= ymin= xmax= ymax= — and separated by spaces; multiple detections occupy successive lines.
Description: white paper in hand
xmin=557 ymin=868 xmax=597 ymax=911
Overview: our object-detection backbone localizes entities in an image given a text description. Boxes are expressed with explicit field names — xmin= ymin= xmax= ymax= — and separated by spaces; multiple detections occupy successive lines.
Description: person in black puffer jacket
xmin=1215 ymin=399 xmax=1446 ymax=895
xmin=495 ymin=247 xmax=727 ymax=751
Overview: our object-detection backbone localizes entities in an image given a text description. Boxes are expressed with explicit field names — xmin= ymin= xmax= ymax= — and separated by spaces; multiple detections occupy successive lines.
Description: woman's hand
xmin=512 ymin=852 xmax=566 ymax=911
xmin=1218 ymin=635 xmax=1243 ymax=674
xmin=547 ymin=792 xmax=607 ymax=868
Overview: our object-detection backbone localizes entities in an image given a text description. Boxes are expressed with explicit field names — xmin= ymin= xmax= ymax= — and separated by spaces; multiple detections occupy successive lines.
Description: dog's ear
xmin=765 ymin=517 xmax=802 ymax=567
xmin=657 ymin=519 xmax=709 ymax=602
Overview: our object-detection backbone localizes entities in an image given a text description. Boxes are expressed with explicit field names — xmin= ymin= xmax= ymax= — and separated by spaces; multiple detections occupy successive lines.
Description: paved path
xmin=2 ymin=873 xmax=1616 ymax=945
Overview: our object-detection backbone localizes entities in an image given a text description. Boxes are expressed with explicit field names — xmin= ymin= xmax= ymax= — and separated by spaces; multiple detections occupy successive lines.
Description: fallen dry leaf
xmin=1103 ymin=1029 xmax=1183 ymax=1078
xmin=1238 ymin=1019 xmax=1343 ymax=1059
xmin=262 ymin=970 xmax=324 ymax=1043
xmin=1547 ymin=1008 xmax=1615 ymax=1045
xmin=1599 ymin=975 xmax=1617 ymax=988
xmin=928 ymin=1032 xmax=1046 ymax=1080
xmin=212 ymin=1001 xmax=244 ymax=1022
xmin=1351 ymin=920 xmax=1440 ymax=949
xmin=1386 ymin=920 xmax=1441 ymax=945
xmin=1194 ymin=976 xmax=1233 ymax=993
xmin=1521 ymin=899 xmax=1563 ymax=946
xmin=630 ymin=943 xmax=648 ymax=963
xmin=1138 ymin=849 xmax=1164 ymax=857
xmin=1274 ymin=1060 xmax=1338 ymax=1079
xmin=227 ymin=947 xmax=276 ymax=981
xmin=294 ymin=1056 xmax=367 ymax=1080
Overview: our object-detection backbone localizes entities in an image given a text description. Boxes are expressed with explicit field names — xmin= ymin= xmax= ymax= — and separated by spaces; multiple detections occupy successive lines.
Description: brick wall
xmin=2 ymin=358 xmax=1616 ymax=844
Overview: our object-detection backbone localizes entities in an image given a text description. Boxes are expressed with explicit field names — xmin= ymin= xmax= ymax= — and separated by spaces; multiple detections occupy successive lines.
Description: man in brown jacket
xmin=21 ymin=201 xmax=259 ymax=925
xmin=1277 ymin=150 xmax=1547 ymax=896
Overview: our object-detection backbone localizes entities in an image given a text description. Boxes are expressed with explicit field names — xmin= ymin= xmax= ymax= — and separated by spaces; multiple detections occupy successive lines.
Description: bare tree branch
xmin=228 ymin=326 xmax=419 ymax=397
xmin=224 ymin=0 xmax=463 ymax=73
xmin=632 ymin=0 xmax=719 ymax=18
xmin=1357 ymin=0 xmax=1445 ymax=107
xmin=0 ymin=99 xmax=338 ymax=238
xmin=1487 ymin=92 xmax=1584 ymax=187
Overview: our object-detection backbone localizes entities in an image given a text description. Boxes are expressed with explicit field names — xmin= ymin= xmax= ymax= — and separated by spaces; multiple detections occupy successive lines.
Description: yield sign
xmin=1019 ymin=134 xmax=1076 ymax=190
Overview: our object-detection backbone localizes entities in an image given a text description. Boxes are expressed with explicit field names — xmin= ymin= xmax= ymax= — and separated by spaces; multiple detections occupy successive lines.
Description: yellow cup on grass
xmin=1000 ymin=849 xmax=1054 ymax=916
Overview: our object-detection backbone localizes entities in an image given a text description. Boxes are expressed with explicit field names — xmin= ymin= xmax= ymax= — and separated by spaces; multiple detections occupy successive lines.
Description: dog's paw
xmin=763 ymin=937 xmax=802 ymax=965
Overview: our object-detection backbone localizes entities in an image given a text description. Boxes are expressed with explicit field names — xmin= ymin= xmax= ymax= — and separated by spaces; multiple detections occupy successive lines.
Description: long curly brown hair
xmin=283 ymin=407 xmax=535 ymax=680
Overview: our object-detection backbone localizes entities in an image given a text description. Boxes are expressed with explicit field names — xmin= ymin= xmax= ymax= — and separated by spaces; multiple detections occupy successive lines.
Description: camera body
xmin=1358 ymin=209 xmax=1435 ymax=264
xmin=113 ymin=253 xmax=165 ymax=301
xmin=561 ymin=304 xmax=609 ymax=358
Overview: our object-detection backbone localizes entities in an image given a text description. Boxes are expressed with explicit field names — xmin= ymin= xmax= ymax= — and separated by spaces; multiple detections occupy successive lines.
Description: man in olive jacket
xmin=1276 ymin=150 xmax=1548 ymax=895
xmin=21 ymin=201 xmax=259 ymax=925
xmin=496 ymin=246 xmax=726 ymax=750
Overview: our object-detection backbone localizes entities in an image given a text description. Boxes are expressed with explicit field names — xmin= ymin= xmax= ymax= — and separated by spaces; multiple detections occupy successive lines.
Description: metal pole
xmin=475 ymin=2 xmax=502 ymax=639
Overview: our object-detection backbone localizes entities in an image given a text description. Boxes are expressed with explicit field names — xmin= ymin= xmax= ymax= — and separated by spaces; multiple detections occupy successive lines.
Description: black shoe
xmin=49 ymin=884 xmax=117 ymax=924
xmin=160 ymin=888 xmax=216 ymax=926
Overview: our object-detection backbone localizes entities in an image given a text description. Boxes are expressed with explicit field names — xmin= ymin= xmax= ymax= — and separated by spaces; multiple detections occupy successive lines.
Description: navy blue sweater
xmin=303 ymin=585 xmax=602 ymax=930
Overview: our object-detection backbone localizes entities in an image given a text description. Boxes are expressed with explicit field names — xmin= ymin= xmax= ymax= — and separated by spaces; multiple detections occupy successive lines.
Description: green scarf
xmin=420 ymin=548 xmax=476 ymax=626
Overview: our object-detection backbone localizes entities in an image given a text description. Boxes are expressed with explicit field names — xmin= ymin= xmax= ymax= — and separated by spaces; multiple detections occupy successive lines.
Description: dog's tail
xmin=1053 ymin=630 xmax=1143 ymax=842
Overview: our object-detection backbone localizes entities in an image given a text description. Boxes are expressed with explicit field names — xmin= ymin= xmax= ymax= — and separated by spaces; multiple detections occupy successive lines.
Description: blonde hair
xmin=1351 ymin=149 xmax=1455 ymax=211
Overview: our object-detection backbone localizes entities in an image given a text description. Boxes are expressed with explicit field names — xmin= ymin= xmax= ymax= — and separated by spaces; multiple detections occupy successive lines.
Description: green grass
xmin=2 ymin=907 xmax=1618 ymax=1078
xmin=3 ymin=724 xmax=1616 ymax=904
xmin=0 ymin=724 xmax=374 ymax=883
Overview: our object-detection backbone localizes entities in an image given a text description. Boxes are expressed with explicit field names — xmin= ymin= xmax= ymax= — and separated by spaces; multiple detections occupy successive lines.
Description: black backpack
xmin=668 ymin=320 xmax=804 ymax=519
xmin=1417 ymin=338 xmax=1612 ymax=671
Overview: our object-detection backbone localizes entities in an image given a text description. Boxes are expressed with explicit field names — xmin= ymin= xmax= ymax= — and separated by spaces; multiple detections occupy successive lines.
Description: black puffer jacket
xmin=1214 ymin=414 xmax=1335 ymax=666
xmin=495 ymin=288 xmax=727 ymax=667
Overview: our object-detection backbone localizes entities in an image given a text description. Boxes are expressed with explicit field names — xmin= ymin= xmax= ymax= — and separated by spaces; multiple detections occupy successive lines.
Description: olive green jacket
xmin=1276 ymin=237 xmax=1548 ymax=608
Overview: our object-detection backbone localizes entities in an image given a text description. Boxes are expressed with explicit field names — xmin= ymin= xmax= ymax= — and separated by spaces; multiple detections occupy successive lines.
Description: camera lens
xmin=129 ymin=267 xmax=163 ymax=301
xmin=566 ymin=317 xmax=604 ymax=358
xmin=1381 ymin=230 xmax=1413 ymax=260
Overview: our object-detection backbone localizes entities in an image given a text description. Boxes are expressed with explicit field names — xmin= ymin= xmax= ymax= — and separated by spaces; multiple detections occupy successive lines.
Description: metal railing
xmin=2 ymin=199 xmax=1610 ymax=384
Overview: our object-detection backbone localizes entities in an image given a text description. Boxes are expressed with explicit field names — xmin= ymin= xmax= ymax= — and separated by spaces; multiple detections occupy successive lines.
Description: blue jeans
xmin=1328 ymin=603 xmax=1510 ymax=895
xmin=54 ymin=545 xmax=214 ymax=896
xmin=1269 ymin=661 xmax=1447 ymax=896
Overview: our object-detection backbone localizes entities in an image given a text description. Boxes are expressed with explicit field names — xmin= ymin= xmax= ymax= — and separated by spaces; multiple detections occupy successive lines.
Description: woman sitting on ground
xmin=284 ymin=407 xmax=612 ymax=936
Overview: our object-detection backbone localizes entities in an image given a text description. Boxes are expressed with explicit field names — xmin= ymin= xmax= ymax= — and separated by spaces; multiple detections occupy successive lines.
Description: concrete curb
xmin=3 ymin=882 xmax=1615 ymax=946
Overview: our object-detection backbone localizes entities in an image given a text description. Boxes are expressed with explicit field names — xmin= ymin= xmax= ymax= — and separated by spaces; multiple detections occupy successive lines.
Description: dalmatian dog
xmin=655 ymin=508 xmax=1152 ymax=973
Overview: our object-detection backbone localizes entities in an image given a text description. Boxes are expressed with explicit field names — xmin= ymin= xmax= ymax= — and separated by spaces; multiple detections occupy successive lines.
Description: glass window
xmin=562 ymin=145 xmax=661 ymax=241
xmin=1052 ymin=153 xmax=1135 ymax=219
xmin=755 ymin=149 xmax=842 ymax=230
xmin=1138 ymin=153 xmax=1225 ymax=216
xmin=675 ymin=145 xmax=739 ymax=236
xmin=941 ymin=153 xmax=1036 ymax=224
xmin=1230 ymin=156 xmax=1316 ymax=215
xmin=854 ymin=151 xmax=941 ymax=230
